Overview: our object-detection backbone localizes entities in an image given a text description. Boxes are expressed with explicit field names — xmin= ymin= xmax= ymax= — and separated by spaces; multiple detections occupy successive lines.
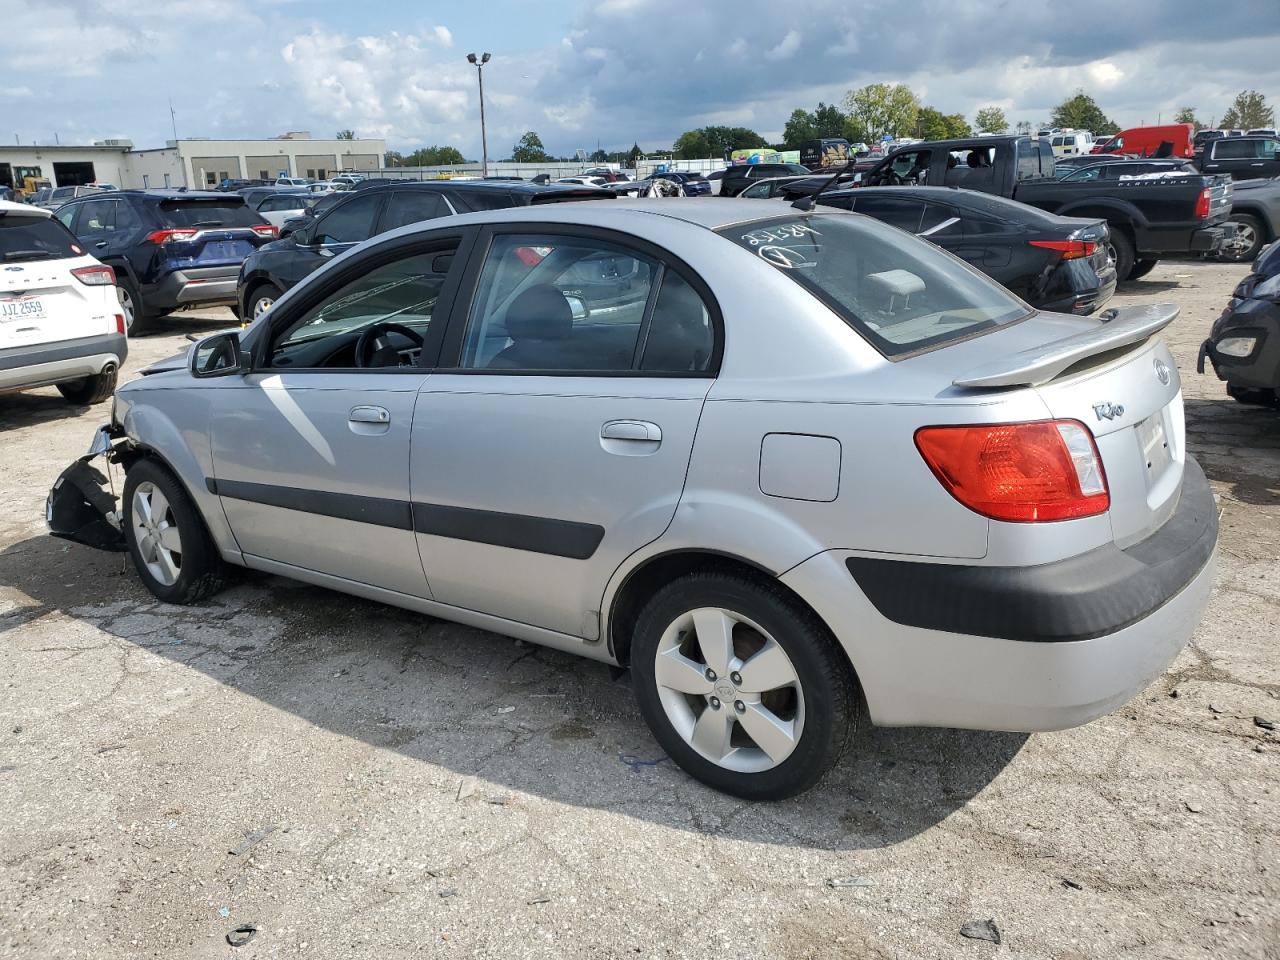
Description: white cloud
xmin=433 ymin=25 xmax=453 ymax=47
xmin=764 ymin=30 xmax=801 ymax=61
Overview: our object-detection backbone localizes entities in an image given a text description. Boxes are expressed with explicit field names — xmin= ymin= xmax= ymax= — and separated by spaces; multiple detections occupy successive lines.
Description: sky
xmin=3 ymin=0 xmax=1278 ymax=158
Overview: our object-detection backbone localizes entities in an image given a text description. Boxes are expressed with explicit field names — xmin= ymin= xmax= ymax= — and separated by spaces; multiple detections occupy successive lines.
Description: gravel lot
xmin=2 ymin=260 xmax=1277 ymax=960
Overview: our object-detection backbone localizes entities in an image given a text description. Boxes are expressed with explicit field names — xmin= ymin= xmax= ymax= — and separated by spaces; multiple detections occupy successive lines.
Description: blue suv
xmin=55 ymin=190 xmax=276 ymax=334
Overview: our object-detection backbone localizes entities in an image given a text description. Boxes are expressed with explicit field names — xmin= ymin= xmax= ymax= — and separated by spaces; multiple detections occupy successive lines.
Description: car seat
xmin=488 ymin=284 xmax=574 ymax=369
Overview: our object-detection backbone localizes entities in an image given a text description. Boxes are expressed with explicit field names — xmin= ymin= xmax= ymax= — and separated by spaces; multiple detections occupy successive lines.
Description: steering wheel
xmin=354 ymin=322 xmax=425 ymax=368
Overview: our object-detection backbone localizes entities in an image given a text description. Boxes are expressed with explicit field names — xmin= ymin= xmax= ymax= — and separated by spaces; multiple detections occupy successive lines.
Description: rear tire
xmin=1109 ymin=230 xmax=1136 ymax=282
xmin=1218 ymin=214 xmax=1266 ymax=263
xmin=115 ymin=275 xmax=151 ymax=336
xmin=56 ymin=366 xmax=117 ymax=405
xmin=1129 ymin=259 xmax=1158 ymax=280
xmin=122 ymin=459 xmax=227 ymax=604
xmin=630 ymin=572 xmax=858 ymax=800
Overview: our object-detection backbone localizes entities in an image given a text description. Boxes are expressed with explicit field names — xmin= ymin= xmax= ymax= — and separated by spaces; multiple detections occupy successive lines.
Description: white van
xmin=1049 ymin=130 xmax=1094 ymax=157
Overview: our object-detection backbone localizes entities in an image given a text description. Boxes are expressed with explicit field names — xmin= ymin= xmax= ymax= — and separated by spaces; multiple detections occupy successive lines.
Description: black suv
xmin=55 ymin=189 xmax=275 ymax=334
xmin=236 ymin=179 xmax=611 ymax=320
xmin=719 ymin=163 xmax=812 ymax=197
xmin=1199 ymin=136 xmax=1280 ymax=181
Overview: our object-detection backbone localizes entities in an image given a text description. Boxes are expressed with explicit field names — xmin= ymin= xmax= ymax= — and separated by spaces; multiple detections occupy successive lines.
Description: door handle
xmin=349 ymin=405 xmax=389 ymax=424
xmin=95 ymin=241 xmax=108 ymax=248
xmin=601 ymin=420 xmax=661 ymax=442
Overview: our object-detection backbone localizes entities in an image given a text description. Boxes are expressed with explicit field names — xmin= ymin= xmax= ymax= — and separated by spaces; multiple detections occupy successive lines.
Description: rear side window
xmin=1213 ymin=140 xmax=1256 ymax=159
xmin=453 ymin=191 xmax=515 ymax=212
xmin=158 ymin=200 xmax=262 ymax=229
xmin=722 ymin=215 xmax=1029 ymax=358
xmin=379 ymin=191 xmax=450 ymax=232
xmin=850 ymin=196 xmax=927 ymax=232
xmin=314 ymin=193 xmax=381 ymax=244
xmin=0 ymin=214 xmax=83 ymax=262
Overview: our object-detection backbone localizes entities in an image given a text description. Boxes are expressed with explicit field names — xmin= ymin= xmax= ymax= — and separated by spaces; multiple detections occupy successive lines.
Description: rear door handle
xmin=349 ymin=405 xmax=389 ymax=424
xmin=94 ymin=241 xmax=108 ymax=249
xmin=601 ymin=419 xmax=661 ymax=442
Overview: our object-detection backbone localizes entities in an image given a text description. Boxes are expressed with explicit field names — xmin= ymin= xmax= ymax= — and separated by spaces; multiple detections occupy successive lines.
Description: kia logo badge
xmin=1154 ymin=358 xmax=1172 ymax=386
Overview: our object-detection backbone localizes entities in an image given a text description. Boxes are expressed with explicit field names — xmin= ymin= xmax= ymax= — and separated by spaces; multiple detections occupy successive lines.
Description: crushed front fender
xmin=46 ymin=424 xmax=132 ymax=552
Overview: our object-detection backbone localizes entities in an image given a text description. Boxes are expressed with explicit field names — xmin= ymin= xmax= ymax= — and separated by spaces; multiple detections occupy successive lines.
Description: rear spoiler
xmin=953 ymin=303 xmax=1178 ymax=388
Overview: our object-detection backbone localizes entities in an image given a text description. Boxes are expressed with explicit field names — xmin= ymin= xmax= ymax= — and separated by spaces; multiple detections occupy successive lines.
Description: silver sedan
xmin=49 ymin=199 xmax=1217 ymax=799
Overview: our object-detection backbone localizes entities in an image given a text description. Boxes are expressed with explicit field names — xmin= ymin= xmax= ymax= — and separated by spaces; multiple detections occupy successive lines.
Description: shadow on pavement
xmin=1184 ymin=396 xmax=1280 ymax=507
xmin=0 ymin=529 xmax=1026 ymax=851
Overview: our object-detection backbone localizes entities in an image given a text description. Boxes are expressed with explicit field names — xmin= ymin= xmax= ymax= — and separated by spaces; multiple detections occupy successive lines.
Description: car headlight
xmin=1217 ymin=336 xmax=1258 ymax=358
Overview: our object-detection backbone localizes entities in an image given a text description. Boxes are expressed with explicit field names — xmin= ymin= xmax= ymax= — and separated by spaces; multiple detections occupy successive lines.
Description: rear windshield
xmin=157 ymin=199 xmax=263 ymax=228
xmin=0 ymin=213 xmax=83 ymax=263
xmin=721 ymin=214 xmax=1030 ymax=358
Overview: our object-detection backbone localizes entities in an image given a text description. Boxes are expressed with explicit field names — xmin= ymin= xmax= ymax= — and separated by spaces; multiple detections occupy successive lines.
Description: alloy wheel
xmin=252 ymin=295 xmax=275 ymax=319
xmin=131 ymin=481 xmax=183 ymax=586
xmin=117 ymin=285 xmax=135 ymax=332
xmin=653 ymin=607 xmax=805 ymax=773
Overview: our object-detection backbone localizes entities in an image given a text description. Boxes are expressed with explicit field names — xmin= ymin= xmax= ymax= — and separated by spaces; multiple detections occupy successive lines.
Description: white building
xmin=0 ymin=132 xmax=386 ymax=192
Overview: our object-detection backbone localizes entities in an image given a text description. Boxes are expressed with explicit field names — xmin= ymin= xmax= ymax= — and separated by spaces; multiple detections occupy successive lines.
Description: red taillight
xmin=70 ymin=264 xmax=116 ymax=286
xmin=113 ymin=313 xmax=126 ymax=335
xmin=914 ymin=420 xmax=1109 ymax=522
xmin=251 ymin=223 xmax=279 ymax=238
xmin=1029 ymin=239 xmax=1097 ymax=260
xmin=146 ymin=229 xmax=198 ymax=245
xmin=1195 ymin=187 xmax=1212 ymax=219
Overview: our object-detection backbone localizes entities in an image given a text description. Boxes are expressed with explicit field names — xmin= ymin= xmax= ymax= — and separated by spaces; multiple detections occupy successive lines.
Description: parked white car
xmin=0 ymin=201 xmax=126 ymax=404
xmin=556 ymin=176 xmax=608 ymax=187
xmin=275 ymin=177 xmax=312 ymax=188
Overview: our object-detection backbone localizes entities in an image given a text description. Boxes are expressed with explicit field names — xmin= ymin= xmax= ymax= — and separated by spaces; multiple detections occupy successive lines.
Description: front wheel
xmin=248 ymin=282 xmax=284 ymax=321
xmin=630 ymin=572 xmax=858 ymax=800
xmin=123 ymin=460 xmax=227 ymax=604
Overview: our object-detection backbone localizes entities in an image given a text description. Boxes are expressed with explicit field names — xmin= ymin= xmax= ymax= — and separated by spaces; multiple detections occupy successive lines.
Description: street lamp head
xmin=481 ymin=52 xmax=491 ymax=64
xmin=467 ymin=52 xmax=477 ymax=64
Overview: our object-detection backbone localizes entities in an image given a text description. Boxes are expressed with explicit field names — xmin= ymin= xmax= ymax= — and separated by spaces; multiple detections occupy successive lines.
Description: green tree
xmin=383 ymin=150 xmax=403 ymax=167
xmin=1173 ymin=106 xmax=1202 ymax=131
xmin=1014 ymin=120 xmax=1033 ymax=137
xmin=405 ymin=145 xmax=467 ymax=166
xmin=975 ymin=106 xmax=1008 ymax=134
xmin=916 ymin=106 xmax=971 ymax=140
xmin=783 ymin=109 xmax=817 ymax=148
xmin=672 ymin=125 xmax=767 ymax=159
xmin=843 ymin=82 xmax=920 ymax=140
xmin=511 ymin=131 xmax=550 ymax=163
xmin=1051 ymin=90 xmax=1119 ymax=135
xmin=1220 ymin=90 xmax=1275 ymax=130
xmin=336 ymin=129 xmax=356 ymax=140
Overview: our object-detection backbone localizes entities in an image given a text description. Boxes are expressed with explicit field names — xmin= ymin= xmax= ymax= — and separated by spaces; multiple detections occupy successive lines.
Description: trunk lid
xmin=155 ymin=198 xmax=274 ymax=267
xmin=0 ymin=258 xmax=112 ymax=350
xmin=952 ymin=305 xmax=1185 ymax=547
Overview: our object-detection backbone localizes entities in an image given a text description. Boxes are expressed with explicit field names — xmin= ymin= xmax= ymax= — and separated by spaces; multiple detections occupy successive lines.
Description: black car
xmin=640 ymin=171 xmax=711 ymax=196
xmin=236 ymin=179 xmax=612 ymax=320
xmin=1199 ymin=239 xmax=1280 ymax=405
xmin=810 ymin=186 xmax=1117 ymax=314
xmin=1056 ymin=159 xmax=1198 ymax=182
xmin=719 ymin=163 xmax=812 ymax=197
xmin=1199 ymin=136 xmax=1280 ymax=181
xmin=1052 ymin=155 xmax=1139 ymax=177
xmin=55 ymin=189 xmax=276 ymax=334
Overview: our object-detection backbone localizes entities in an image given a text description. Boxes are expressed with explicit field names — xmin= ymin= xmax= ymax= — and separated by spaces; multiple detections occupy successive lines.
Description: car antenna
xmin=791 ymin=157 xmax=857 ymax=212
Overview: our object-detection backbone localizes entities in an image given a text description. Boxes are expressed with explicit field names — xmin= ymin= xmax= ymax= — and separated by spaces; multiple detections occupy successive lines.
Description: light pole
xmin=467 ymin=52 xmax=491 ymax=178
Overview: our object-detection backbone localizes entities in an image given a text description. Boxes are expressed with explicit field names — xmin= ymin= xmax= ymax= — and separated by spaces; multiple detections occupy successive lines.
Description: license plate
xmin=0 ymin=296 xmax=45 ymax=321
xmin=1136 ymin=414 xmax=1172 ymax=478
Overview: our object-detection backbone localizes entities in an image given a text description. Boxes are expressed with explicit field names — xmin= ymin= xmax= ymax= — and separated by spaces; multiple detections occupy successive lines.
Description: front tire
xmin=248 ymin=282 xmax=284 ymax=321
xmin=630 ymin=572 xmax=858 ymax=800
xmin=56 ymin=366 xmax=117 ymax=405
xmin=123 ymin=460 xmax=226 ymax=604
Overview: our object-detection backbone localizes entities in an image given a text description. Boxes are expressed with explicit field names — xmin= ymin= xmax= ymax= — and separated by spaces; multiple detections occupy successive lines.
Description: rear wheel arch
xmin=606 ymin=549 xmax=842 ymax=669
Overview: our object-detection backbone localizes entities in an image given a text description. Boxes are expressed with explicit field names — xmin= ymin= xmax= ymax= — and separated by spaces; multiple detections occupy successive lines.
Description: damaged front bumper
xmin=46 ymin=423 xmax=133 ymax=551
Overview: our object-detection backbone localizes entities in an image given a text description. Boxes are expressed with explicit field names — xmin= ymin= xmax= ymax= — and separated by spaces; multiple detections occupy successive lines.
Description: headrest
xmin=505 ymin=284 xmax=572 ymax=340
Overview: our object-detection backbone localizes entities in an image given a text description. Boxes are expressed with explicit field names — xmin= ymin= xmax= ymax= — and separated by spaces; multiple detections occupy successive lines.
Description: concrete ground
xmin=1 ymin=261 xmax=1277 ymax=960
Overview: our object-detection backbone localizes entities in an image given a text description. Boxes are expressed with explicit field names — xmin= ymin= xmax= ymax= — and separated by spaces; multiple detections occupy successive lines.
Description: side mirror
xmin=281 ymin=217 xmax=310 ymax=241
xmin=191 ymin=331 xmax=247 ymax=378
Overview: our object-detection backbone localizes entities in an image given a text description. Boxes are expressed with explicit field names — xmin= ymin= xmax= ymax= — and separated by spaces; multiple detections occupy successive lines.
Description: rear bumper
xmin=782 ymin=457 xmax=1218 ymax=732
xmin=1190 ymin=224 xmax=1231 ymax=253
xmin=148 ymin=266 xmax=241 ymax=308
xmin=0 ymin=333 xmax=127 ymax=392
